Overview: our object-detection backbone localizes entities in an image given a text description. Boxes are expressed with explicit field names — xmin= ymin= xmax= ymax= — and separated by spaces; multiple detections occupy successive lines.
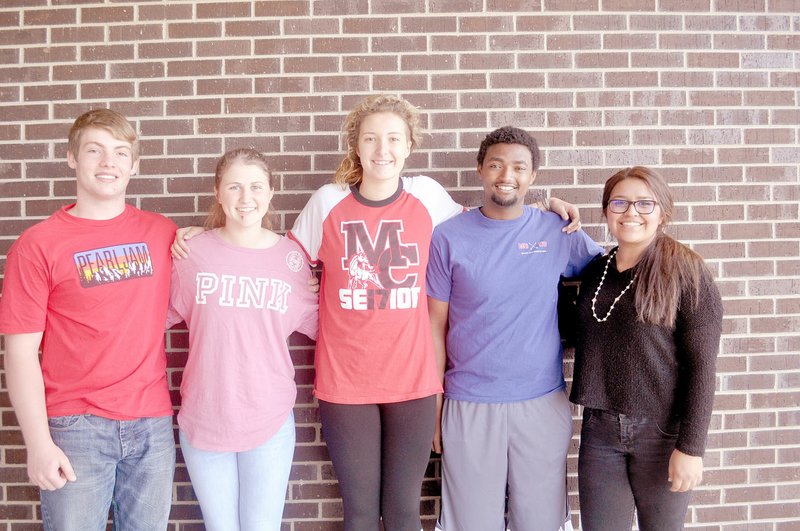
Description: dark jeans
xmin=319 ymin=395 xmax=436 ymax=531
xmin=578 ymin=408 xmax=691 ymax=531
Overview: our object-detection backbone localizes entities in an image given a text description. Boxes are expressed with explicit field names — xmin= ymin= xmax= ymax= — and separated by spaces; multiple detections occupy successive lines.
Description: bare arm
xmin=428 ymin=297 xmax=450 ymax=454
xmin=5 ymin=333 xmax=76 ymax=490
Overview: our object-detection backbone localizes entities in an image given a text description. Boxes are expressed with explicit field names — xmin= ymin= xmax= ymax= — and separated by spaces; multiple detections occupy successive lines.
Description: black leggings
xmin=318 ymin=395 xmax=436 ymax=531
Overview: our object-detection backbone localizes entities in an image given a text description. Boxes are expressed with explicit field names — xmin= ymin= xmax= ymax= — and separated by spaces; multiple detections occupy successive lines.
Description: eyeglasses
xmin=607 ymin=199 xmax=658 ymax=214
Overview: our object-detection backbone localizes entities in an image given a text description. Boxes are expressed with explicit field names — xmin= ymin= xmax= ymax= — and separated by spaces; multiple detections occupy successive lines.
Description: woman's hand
xmin=171 ymin=226 xmax=205 ymax=259
xmin=548 ymin=197 xmax=582 ymax=233
xmin=668 ymin=448 xmax=703 ymax=492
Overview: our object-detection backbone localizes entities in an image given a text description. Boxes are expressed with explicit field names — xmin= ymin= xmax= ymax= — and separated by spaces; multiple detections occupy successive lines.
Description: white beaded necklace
xmin=591 ymin=248 xmax=636 ymax=323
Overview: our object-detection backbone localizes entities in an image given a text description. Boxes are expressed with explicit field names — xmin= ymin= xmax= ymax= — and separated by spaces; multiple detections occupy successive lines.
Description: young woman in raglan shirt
xmin=167 ymin=148 xmax=318 ymax=530
xmin=173 ymin=95 xmax=580 ymax=530
xmin=570 ymin=166 xmax=723 ymax=531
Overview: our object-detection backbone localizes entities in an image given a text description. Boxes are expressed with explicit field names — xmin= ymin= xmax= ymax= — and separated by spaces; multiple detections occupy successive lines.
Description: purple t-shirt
xmin=426 ymin=206 xmax=602 ymax=403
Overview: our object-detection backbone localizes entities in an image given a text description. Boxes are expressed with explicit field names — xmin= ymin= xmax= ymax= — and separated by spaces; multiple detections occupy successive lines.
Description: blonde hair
xmin=68 ymin=109 xmax=139 ymax=160
xmin=602 ymin=166 xmax=708 ymax=327
xmin=333 ymin=94 xmax=423 ymax=188
xmin=204 ymin=148 xmax=273 ymax=230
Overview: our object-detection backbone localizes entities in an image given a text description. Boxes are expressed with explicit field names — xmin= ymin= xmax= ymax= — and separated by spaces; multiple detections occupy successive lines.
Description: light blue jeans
xmin=179 ymin=412 xmax=295 ymax=531
xmin=41 ymin=414 xmax=176 ymax=531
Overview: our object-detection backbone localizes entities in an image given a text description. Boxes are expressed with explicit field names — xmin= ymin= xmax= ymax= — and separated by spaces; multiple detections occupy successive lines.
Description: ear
xmin=405 ymin=140 xmax=412 ymax=157
xmin=476 ymin=164 xmax=483 ymax=178
xmin=67 ymin=150 xmax=77 ymax=169
xmin=214 ymin=187 xmax=220 ymax=202
xmin=131 ymin=158 xmax=140 ymax=176
xmin=529 ymin=170 xmax=537 ymax=185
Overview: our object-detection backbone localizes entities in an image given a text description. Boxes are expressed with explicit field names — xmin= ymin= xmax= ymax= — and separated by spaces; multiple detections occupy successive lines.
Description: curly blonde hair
xmin=333 ymin=94 xmax=423 ymax=188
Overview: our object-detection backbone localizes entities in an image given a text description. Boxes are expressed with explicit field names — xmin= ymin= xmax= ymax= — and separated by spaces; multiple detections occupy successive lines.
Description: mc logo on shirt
xmin=338 ymin=220 xmax=421 ymax=311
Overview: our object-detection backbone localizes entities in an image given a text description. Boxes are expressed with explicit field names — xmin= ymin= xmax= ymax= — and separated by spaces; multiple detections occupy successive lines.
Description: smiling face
xmin=356 ymin=112 xmax=412 ymax=191
xmin=605 ymin=177 xmax=664 ymax=252
xmin=477 ymin=142 xmax=536 ymax=220
xmin=67 ymin=127 xmax=138 ymax=208
xmin=215 ymin=161 xmax=273 ymax=231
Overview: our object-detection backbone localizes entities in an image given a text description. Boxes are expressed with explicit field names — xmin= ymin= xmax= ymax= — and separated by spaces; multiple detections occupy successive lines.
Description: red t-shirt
xmin=289 ymin=176 xmax=463 ymax=404
xmin=0 ymin=205 xmax=176 ymax=420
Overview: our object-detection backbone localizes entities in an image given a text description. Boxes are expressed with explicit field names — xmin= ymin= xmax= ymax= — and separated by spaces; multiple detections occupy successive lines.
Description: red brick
xmin=225 ymin=58 xmax=280 ymax=75
xmin=197 ymin=78 xmax=253 ymax=95
xmin=370 ymin=35 xmax=426 ymax=53
xmin=226 ymin=20 xmax=281 ymax=37
xmin=613 ymin=70 xmax=664 ymax=89
xmin=374 ymin=74 xmax=427 ymax=91
xmin=342 ymin=55 xmax=397 ymax=72
xmin=344 ymin=17 xmax=398 ymax=34
xmin=23 ymin=45 xmax=76 ymax=63
xmin=312 ymin=37 xmax=368 ymax=54
xmin=742 ymin=51 xmax=794 ymax=68
xmin=110 ymin=24 xmax=163 ymax=42
xmin=80 ymin=82 xmax=135 ymax=100
xmin=255 ymin=0 xmax=311 ymax=17
xmin=575 ymin=52 xmax=629 ymax=68
xmin=196 ymin=2 xmax=251 ymax=18
xmin=547 ymin=33 xmax=601 ymax=51
xmin=138 ymin=3 xmax=193 ymax=20
xmin=51 ymin=64 xmax=102 ymax=82
xmin=285 ymin=56 xmax=339 ymax=74
xmin=432 ymin=34 xmax=485 ymax=52
xmin=542 ymin=0 xmax=598 ymax=9
xmin=167 ymin=59 xmax=222 ymax=77
xmin=80 ymin=44 xmax=135 ymax=62
xmin=604 ymin=109 xmax=659 ymax=126
xmin=0 ymin=66 xmax=49 ymax=84
xmin=23 ymin=8 xmax=74 ymax=25
xmin=284 ymin=17 xmax=338 ymax=35
xmin=516 ymin=15 xmax=571 ymax=31
xmin=458 ymin=15 xmax=514 ymax=32
xmin=314 ymin=0 xmax=368 ymax=15
xmin=140 ymin=80 xmax=193 ymax=98
xmin=720 ymin=0 xmax=768 ymax=10
xmin=315 ymin=75 xmax=370 ymax=93
xmin=23 ymin=84 xmax=76 ymax=102
xmin=0 ymin=27 xmax=45 ymax=46
xmin=402 ymin=53 xmax=457 ymax=71
xmin=197 ymin=39 xmax=251 ymax=57
xmin=631 ymin=51 xmax=684 ymax=67
xmin=718 ymin=109 xmax=771 ymax=127
xmin=518 ymin=52 xmax=572 ymax=69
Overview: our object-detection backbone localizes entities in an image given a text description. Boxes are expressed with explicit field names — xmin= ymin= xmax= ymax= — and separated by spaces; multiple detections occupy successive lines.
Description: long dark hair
xmin=602 ymin=166 xmax=709 ymax=328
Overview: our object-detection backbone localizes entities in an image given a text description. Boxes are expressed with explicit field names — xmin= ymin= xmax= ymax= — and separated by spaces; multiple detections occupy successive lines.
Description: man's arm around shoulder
xmin=5 ymin=332 xmax=76 ymax=490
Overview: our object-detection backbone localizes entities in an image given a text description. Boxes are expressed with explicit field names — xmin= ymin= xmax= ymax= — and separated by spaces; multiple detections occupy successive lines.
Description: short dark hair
xmin=476 ymin=126 xmax=540 ymax=171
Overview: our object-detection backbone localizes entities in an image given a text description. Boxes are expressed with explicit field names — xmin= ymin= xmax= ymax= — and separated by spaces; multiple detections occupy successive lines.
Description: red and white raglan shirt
xmin=289 ymin=176 xmax=463 ymax=404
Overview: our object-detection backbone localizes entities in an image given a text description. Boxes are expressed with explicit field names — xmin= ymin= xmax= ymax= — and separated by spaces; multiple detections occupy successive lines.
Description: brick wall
xmin=1 ymin=1 xmax=799 ymax=529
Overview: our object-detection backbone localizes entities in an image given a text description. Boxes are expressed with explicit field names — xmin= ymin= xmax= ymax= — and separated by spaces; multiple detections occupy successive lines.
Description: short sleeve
xmin=426 ymin=227 xmax=453 ymax=303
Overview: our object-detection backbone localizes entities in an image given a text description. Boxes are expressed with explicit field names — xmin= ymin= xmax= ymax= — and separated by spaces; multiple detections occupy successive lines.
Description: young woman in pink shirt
xmin=168 ymin=148 xmax=318 ymax=530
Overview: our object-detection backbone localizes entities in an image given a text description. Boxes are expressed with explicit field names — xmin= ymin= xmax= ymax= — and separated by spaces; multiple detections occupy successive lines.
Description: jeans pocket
xmin=654 ymin=419 xmax=680 ymax=438
xmin=47 ymin=415 xmax=84 ymax=430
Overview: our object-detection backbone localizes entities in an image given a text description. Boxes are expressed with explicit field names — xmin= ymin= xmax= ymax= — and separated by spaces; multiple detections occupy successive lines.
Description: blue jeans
xmin=179 ymin=412 xmax=295 ymax=531
xmin=41 ymin=414 xmax=175 ymax=531
xmin=578 ymin=408 xmax=691 ymax=531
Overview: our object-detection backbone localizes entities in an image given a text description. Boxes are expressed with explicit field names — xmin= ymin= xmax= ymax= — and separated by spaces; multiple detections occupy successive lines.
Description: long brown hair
xmin=602 ymin=166 xmax=708 ymax=328
xmin=204 ymin=148 xmax=273 ymax=230
xmin=333 ymin=94 xmax=423 ymax=188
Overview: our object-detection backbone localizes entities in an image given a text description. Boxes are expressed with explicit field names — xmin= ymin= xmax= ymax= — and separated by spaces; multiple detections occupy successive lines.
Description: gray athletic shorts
xmin=437 ymin=388 xmax=574 ymax=531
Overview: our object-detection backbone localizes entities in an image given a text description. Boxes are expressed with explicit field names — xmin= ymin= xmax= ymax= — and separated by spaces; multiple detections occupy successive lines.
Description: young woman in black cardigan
xmin=570 ymin=166 xmax=723 ymax=530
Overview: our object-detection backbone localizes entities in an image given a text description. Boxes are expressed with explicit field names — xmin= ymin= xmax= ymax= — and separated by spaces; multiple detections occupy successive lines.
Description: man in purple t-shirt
xmin=427 ymin=126 xmax=602 ymax=531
